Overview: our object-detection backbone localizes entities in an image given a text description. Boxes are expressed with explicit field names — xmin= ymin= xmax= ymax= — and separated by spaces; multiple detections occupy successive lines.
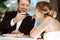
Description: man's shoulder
xmin=3 ymin=11 xmax=17 ymax=19
xmin=4 ymin=11 xmax=17 ymax=17
xmin=5 ymin=11 xmax=17 ymax=14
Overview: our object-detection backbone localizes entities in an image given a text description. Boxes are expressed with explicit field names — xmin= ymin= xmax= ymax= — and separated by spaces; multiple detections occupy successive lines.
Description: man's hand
xmin=13 ymin=12 xmax=26 ymax=23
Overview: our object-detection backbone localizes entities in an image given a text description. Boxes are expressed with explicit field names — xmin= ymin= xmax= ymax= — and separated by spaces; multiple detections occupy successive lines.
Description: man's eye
xmin=22 ymin=4 xmax=25 ymax=6
xmin=26 ymin=5 xmax=29 ymax=7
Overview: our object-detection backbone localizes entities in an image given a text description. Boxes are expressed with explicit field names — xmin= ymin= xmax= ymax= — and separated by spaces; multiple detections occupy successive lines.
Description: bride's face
xmin=34 ymin=8 xmax=44 ymax=20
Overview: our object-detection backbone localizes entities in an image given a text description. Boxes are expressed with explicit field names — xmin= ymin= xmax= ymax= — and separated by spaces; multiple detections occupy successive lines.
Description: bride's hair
xmin=36 ymin=1 xmax=57 ymax=18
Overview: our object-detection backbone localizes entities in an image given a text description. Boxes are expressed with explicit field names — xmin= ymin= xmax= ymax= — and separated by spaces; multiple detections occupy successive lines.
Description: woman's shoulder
xmin=44 ymin=16 xmax=60 ymax=26
xmin=44 ymin=16 xmax=53 ymax=21
xmin=44 ymin=16 xmax=57 ymax=22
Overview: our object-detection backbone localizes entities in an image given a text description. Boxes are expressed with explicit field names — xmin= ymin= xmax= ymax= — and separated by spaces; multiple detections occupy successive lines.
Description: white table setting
xmin=0 ymin=34 xmax=36 ymax=40
xmin=0 ymin=24 xmax=37 ymax=40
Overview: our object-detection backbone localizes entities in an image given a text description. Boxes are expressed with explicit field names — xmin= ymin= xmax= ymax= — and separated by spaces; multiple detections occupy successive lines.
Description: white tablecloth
xmin=0 ymin=36 xmax=36 ymax=40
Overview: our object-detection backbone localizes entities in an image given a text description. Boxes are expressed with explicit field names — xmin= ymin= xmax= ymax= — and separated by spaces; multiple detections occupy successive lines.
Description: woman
xmin=30 ymin=1 xmax=60 ymax=40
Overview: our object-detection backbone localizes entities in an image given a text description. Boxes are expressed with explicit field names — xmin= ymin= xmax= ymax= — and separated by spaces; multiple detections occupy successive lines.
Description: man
xmin=0 ymin=0 xmax=35 ymax=35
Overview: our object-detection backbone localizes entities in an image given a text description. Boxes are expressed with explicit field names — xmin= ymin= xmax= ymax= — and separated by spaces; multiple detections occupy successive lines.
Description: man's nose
xmin=24 ymin=5 xmax=27 ymax=9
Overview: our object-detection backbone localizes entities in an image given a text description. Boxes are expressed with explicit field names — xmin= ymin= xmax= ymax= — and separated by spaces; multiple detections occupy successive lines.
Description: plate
xmin=2 ymin=34 xmax=24 ymax=37
xmin=16 ymin=35 xmax=29 ymax=38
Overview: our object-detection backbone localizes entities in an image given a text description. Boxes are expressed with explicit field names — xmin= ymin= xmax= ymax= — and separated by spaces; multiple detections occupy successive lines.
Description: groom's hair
xmin=17 ymin=0 xmax=31 ymax=3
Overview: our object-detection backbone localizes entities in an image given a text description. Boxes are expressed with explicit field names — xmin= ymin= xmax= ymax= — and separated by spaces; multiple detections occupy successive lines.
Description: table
xmin=0 ymin=35 xmax=37 ymax=40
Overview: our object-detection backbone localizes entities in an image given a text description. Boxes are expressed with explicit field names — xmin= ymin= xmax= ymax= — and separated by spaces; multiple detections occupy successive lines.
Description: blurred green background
xmin=0 ymin=0 xmax=8 ymax=21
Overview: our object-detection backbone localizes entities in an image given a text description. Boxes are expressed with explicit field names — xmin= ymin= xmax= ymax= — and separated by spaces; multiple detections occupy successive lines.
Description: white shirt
xmin=10 ymin=19 xmax=23 ymax=31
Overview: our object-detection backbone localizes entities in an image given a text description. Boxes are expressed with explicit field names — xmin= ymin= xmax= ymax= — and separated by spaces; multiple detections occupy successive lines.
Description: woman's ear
xmin=49 ymin=9 xmax=57 ymax=18
xmin=53 ymin=11 xmax=57 ymax=18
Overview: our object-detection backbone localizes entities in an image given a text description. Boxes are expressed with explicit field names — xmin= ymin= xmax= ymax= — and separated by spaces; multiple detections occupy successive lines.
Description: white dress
xmin=44 ymin=31 xmax=60 ymax=40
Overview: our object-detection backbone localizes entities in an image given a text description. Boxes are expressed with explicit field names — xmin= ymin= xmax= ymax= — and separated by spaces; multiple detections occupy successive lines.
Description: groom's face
xmin=17 ymin=0 xmax=30 ymax=13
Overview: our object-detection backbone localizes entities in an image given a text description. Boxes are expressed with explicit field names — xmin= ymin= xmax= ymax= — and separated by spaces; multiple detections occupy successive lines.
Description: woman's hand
xmin=30 ymin=27 xmax=37 ymax=37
